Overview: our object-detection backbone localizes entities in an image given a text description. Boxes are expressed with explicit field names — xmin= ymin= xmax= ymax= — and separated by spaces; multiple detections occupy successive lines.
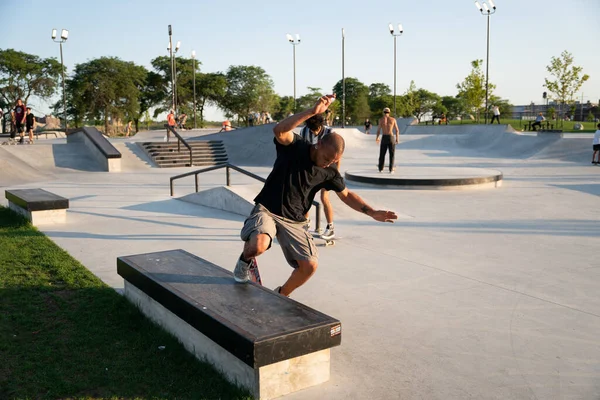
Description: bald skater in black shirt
xmin=234 ymin=94 xmax=398 ymax=297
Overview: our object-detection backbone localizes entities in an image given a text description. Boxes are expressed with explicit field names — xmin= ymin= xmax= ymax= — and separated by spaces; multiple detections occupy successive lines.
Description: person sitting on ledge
xmin=531 ymin=112 xmax=545 ymax=131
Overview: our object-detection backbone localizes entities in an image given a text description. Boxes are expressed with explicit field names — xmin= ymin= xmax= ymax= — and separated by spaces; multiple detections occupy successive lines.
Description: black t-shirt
xmin=254 ymin=134 xmax=346 ymax=221
xmin=13 ymin=105 xmax=25 ymax=122
xmin=26 ymin=113 xmax=35 ymax=127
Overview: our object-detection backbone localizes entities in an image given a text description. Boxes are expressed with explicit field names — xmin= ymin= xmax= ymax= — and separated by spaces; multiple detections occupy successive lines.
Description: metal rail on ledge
xmin=169 ymin=163 xmax=322 ymax=231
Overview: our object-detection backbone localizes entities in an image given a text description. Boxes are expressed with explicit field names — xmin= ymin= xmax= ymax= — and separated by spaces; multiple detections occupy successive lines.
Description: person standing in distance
xmin=592 ymin=123 xmax=600 ymax=165
xmin=364 ymin=118 xmax=372 ymax=134
xmin=25 ymin=107 xmax=35 ymax=144
xmin=11 ymin=99 xmax=27 ymax=144
xmin=233 ymin=94 xmax=398 ymax=297
xmin=376 ymin=107 xmax=399 ymax=173
xmin=490 ymin=105 xmax=501 ymax=124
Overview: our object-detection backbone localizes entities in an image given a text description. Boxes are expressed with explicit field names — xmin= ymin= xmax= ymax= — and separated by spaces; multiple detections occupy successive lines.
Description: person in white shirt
xmin=531 ymin=112 xmax=545 ymax=131
xmin=490 ymin=105 xmax=501 ymax=124
xmin=592 ymin=124 xmax=600 ymax=165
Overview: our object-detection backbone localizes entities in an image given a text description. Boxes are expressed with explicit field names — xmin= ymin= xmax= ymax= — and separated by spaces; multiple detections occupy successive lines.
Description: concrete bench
xmin=117 ymin=249 xmax=341 ymax=400
xmin=5 ymin=188 xmax=69 ymax=225
xmin=67 ymin=127 xmax=121 ymax=172
xmin=537 ymin=129 xmax=564 ymax=138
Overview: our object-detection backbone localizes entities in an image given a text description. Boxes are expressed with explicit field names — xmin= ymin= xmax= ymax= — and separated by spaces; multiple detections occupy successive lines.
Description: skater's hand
xmin=376 ymin=137 xmax=380 ymax=143
xmin=370 ymin=210 xmax=398 ymax=223
xmin=313 ymin=94 xmax=336 ymax=115
xmin=395 ymin=138 xmax=399 ymax=144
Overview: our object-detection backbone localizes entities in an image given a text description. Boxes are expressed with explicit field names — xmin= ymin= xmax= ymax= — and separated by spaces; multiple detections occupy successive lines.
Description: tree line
xmin=0 ymin=48 xmax=590 ymax=134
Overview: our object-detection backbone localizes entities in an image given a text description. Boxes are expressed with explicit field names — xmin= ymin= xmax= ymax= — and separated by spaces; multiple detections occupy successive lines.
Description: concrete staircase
xmin=140 ymin=140 xmax=228 ymax=168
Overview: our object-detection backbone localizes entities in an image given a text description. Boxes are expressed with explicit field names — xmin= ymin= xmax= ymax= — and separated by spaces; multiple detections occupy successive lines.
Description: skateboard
xmin=248 ymin=258 xmax=262 ymax=285
xmin=312 ymin=232 xmax=339 ymax=247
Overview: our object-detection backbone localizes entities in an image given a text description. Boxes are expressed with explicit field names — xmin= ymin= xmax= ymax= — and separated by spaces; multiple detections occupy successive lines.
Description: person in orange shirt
xmin=167 ymin=110 xmax=176 ymax=127
xmin=166 ymin=110 xmax=176 ymax=142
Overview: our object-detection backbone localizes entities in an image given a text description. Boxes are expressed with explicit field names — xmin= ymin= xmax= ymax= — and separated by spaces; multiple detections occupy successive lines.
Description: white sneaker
xmin=233 ymin=257 xmax=250 ymax=283
xmin=321 ymin=225 xmax=335 ymax=240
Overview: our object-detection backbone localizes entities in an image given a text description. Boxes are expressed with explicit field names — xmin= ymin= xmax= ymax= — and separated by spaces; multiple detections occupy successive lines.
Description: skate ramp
xmin=191 ymin=124 xmax=277 ymax=167
xmin=0 ymin=140 xmax=154 ymax=189
xmin=398 ymin=124 xmax=564 ymax=159
xmin=178 ymin=184 xmax=261 ymax=217
xmin=192 ymin=124 xmax=378 ymax=167
xmin=184 ymin=121 xmax=586 ymax=166
xmin=0 ymin=147 xmax=55 ymax=188
xmin=403 ymin=124 xmax=514 ymax=136
xmin=531 ymin=137 xmax=591 ymax=163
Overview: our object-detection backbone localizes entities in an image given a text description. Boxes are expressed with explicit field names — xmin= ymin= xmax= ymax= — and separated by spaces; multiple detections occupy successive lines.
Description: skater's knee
xmin=244 ymin=233 xmax=271 ymax=257
xmin=297 ymin=259 xmax=318 ymax=276
xmin=320 ymin=189 xmax=330 ymax=203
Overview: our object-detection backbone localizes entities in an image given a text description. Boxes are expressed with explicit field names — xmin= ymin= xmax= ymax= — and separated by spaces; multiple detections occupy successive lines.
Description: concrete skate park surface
xmin=1 ymin=124 xmax=600 ymax=400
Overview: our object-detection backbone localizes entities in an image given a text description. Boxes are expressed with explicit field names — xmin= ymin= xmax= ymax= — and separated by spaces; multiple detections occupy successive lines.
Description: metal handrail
xmin=164 ymin=124 xmax=193 ymax=166
xmin=170 ymin=162 xmax=322 ymax=231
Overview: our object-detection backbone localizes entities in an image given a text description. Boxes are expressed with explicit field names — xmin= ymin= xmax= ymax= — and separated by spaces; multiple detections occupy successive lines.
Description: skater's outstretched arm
xmin=336 ymin=188 xmax=397 ymax=223
xmin=273 ymin=94 xmax=335 ymax=146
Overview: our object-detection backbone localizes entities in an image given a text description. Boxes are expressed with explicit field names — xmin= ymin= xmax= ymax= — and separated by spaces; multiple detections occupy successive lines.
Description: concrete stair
xmin=140 ymin=140 xmax=228 ymax=168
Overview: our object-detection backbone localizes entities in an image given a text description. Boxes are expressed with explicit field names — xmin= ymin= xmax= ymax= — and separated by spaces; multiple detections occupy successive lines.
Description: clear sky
xmin=1 ymin=0 xmax=598 ymax=120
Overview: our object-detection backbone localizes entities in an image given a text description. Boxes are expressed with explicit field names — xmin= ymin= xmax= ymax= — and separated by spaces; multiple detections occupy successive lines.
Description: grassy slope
xmin=0 ymin=207 xmax=250 ymax=400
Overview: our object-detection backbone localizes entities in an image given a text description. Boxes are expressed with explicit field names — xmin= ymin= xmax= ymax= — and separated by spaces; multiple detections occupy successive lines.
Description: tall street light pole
xmin=173 ymin=41 xmax=181 ymax=116
xmin=475 ymin=0 xmax=497 ymax=124
xmin=286 ymin=33 xmax=301 ymax=113
xmin=51 ymin=28 xmax=69 ymax=132
xmin=342 ymin=28 xmax=346 ymax=128
xmin=388 ymin=23 xmax=403 ymax=118
xmin=168 ymin=25 xmax=175 ymax=114
xmin=192 ymin=50 xmax=197 ymax=129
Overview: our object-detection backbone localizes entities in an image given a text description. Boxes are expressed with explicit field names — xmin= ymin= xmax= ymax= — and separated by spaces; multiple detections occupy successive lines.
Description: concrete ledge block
xmin=123 ymin=280 xmax=331 ymax=399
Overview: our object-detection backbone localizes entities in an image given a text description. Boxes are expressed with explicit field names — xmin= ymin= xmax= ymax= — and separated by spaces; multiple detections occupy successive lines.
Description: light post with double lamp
xmin=474 ymin=0 xmax=497 ymax=124
xmin=51 ymin=28 xmax=68 ymax=132
xmin=167 ymin=25 xmax=180 ymax=115
xmin=341 ymin=28 xmax=346 ymax=128
xmin=286 ymin=33 xmax=301 ymax=112
xmin=388 ymin=23 xmax=403 ymax=118
xmin=192 ymin=50 xmax=197 ymax=129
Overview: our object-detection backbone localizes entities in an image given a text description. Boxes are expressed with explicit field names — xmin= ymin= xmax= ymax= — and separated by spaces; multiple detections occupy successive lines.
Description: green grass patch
xmin=0 ymin=207 xmax=251 ymax=400
xmin=419 ymin=119 xmax=597 ymax=132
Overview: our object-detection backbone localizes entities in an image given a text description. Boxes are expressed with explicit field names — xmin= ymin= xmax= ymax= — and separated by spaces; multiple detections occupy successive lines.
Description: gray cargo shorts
xmin=240 ymin=204 xmax=318 ymax=268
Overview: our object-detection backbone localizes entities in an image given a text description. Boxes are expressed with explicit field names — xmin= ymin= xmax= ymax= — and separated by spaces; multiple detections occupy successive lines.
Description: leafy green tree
xmin=333 ymin=77 xmax=370 ymax=123
xmin=68 ymin=57 xmax=146 ymax=134
xmin=456 ymin=60 xmax=495 ymax=122
xmin=587 ymin=111 xmax=595 ymax=122
xmin=0 ymin=48 xmax=62 ymax=110
xmin=544 ymin=51 xmax=590 ymax=106
xmin=368 ymin=83 xmax=393 ymax=121
xmin=441 ymin=96 xmax=466 ymax=121
xmin=136 ymin=70 xmax=164 ymax=132
xmin=221 ymin=65 xmax=274 ymax=125
xmin=297 ymin=87 xmax=323 ymax=111
xmin=369 ymin=83 xmax=391 ymax=99
xmin=273 ymin=95 xmax=294 ymax=121
xmin=150 ymin=55 xmax=195 ymax=116
xmin=194 ymin=72 xmax=227 ymax=127
xmin=397 ymin=81 xmax=418 ymax=118
xmin=413 ymin=89 xmax=442 ymax=122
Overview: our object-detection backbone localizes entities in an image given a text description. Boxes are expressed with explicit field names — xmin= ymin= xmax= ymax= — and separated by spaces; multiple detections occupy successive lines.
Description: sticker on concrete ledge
xmin=330 ymin=324 xmax=341 ymax=337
